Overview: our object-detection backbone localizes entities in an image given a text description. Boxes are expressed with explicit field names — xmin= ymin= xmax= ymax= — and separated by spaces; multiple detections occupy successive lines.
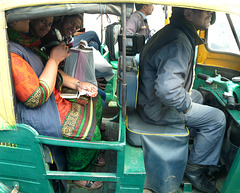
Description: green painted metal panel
xmin=182 ymin=182 xmax=192 ymax=193
xmin=0 ymin=182 xmax=11 ymax=193
xmin=121 ymin=143 xmax=145 ymax=193
xmin=110 ymin=61 xmax=118 ymax=70
xmin=0 ymin=103 xmax=145 ymax=193
xmin=0 ymin=124 xmax=54 ymax=193
xmin=221 ymin=147 xmax=240 ymax=193
xmin=105 ymin=69 xmax=118 ymax=103
xmin=37 ymin=136 xmax=124 ymax=150
xmin=124 ymin=144 xmax=145 ymax=174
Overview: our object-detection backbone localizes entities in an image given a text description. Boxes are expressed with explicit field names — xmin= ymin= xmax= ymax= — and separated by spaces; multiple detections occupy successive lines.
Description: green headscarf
xmin=7 ymin=27 xmax=49 ymax=64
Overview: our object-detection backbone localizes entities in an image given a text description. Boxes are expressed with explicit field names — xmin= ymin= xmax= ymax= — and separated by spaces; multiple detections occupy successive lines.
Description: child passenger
xmin=8 ymin=18 xmax=103 ymax=190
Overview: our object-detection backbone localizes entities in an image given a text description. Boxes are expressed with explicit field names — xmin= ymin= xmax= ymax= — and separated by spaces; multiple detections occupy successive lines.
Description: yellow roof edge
xmin=1 ymin=0 xmax=240 ymax=15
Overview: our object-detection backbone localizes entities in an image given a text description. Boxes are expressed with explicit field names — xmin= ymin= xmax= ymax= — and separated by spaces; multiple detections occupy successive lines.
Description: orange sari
xmin=11 ymin=52 xmax=50 ymax=108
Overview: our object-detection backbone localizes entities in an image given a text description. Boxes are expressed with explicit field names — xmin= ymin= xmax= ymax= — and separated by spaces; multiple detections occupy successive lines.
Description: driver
xmin=137 ymin=7 xmax=226 ymax=193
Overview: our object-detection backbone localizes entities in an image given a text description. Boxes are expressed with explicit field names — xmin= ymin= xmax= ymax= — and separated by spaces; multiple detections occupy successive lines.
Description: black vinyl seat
xmin=122 ymin=63 xmax=189 ymax=193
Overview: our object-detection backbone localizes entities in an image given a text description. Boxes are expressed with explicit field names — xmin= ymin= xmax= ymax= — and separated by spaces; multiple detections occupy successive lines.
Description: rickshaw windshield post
xmin=226 ymin=13 xmax=240 ymax=52
xmin=101 ymin=14 xmax=104 ymax=44
xmin=121 ymin=3 xmax=127 ymax=122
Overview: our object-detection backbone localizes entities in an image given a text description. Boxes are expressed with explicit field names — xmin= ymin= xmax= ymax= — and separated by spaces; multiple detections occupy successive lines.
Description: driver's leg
xmin=183 ymin=102 xmax=226 ymax=193
xmin=185 ymin=103 xmax=226 ymax=165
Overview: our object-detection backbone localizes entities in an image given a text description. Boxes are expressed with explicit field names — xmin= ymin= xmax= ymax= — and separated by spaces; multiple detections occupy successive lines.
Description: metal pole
xmin=121 ymin=4 xmax=127 ymax=122
xmin=101 ymin=14 xmax=104 ymax=44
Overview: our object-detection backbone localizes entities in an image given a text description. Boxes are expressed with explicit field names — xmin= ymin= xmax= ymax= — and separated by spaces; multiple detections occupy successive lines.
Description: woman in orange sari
xmin=8 ymin=18 xmax=102 ymax=190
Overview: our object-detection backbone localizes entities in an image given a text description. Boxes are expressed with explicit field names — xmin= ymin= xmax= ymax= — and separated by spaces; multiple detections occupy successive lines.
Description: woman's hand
xmin=49 ymin=41 xmax=71 ymax=64
xmin=77 ymin=82 xmax=98 ymax=97
xmin=40 ymin=42 xmax=70 ymax=93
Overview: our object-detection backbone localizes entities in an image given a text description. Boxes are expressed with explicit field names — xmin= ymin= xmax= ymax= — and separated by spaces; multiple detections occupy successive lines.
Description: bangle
xmin=76 ymin=81 xmax=80 ymax=89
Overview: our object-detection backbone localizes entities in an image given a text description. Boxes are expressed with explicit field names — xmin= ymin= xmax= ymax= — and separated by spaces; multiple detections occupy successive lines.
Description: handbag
xmin=64 ymin=47 xmax=97 ymax=86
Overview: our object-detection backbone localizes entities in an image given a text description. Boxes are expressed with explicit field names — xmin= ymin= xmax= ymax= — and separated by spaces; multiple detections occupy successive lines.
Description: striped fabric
xmin=54 ymin=89 xmax=97 ymax=141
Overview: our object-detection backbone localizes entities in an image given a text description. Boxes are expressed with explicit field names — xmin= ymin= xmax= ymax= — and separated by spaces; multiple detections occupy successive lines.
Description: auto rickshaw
xmin=1 ymin=1 xmax=240 ymax=193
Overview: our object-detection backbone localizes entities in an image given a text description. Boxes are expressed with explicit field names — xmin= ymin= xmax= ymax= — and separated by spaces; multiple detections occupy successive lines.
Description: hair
xmin=171 ymin=7 xmax=185 ymax=18
xmin=53 ymin=14 xmax=83 ymax=29
xmin=135 ymin=3 xmax=148 ymax=11
xmin=62 ymin=14 xmax=83 ymax=22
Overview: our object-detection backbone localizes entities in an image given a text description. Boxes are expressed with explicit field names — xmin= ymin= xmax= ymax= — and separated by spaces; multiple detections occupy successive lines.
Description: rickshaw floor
xmin=102 ymin=103 xmax=119 ymax=119
xmin=67 ymin=117 xmax=119 ymax=193
xmin=144 ymin=173 xmax=227 ymax=193
xmin=178 ymin=165 xmax=227 ymax=193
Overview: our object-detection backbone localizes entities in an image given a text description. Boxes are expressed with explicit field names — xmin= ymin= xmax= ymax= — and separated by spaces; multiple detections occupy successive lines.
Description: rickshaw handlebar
xmin=197 ymin=73 xmax=209 ymax=81
xmin=197 ymin=73 xmax=235 ymax=110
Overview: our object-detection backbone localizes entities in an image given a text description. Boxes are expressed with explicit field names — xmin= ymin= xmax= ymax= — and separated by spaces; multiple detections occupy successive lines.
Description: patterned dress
xmin=9 ymin=28 xmax=102 ymax=171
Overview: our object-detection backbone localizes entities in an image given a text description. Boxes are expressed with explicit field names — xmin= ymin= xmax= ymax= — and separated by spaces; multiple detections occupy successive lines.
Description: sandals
xmin=94 ymin=153 xmax=105 ymax=166
xmin=68 ymin=180 xmax=102 ymax=190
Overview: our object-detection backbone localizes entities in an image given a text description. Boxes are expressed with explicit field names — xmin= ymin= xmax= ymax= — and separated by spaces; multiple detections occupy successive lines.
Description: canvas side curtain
xmin=0 ymin=14 xmax=16 ymax=130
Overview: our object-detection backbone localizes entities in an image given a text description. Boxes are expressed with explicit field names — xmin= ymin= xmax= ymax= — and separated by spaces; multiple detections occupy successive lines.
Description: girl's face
xmin=10 ymin=20 xmax=30 ymax=33
xmin=30 ymin=17 xmax=54 ymax=37
xmin=61 ymin=16 xmax=81 ymax=36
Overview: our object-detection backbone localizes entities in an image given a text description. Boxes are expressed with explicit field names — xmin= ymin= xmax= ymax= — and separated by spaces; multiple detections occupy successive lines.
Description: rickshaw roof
xmin=1 ymin=0 xmax=240 ymax=130
xmin=1 ymin=0 xmax=240 ymax=17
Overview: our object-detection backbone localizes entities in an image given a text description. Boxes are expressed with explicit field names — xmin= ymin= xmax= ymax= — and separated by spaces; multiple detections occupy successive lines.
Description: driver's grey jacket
xmin=137 ymin=18 xmax=204 ymax=125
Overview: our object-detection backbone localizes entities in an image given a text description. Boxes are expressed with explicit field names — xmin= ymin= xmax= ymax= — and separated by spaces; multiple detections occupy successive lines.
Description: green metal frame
xmin=101 ymin=48 xmax=118 ymax=103
xmin=0 ymin=108 xmax=145 ymax=192
xmin=221 ymin=145 xmax=240 ymax=192
xmin=104 ymin=67 xmax=118 ymax=103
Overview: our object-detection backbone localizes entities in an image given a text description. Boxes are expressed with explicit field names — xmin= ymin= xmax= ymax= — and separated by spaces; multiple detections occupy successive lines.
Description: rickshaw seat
xmin=127 ymin=109 xmax=189 ymax=193
xmin=123 ymin=67 xmax=189 ymax=193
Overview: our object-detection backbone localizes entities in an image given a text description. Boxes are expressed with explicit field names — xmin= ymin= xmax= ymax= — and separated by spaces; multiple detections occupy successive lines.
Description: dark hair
xmin=171 ymin=7 xmax=185 ymax=18
xmin=135 ymin=3 xmax=148 ymax=11
xmin=52 ymin=14 xmax=83 ymax=28
xmin=62 ymin=14 xmax=83 ymax=22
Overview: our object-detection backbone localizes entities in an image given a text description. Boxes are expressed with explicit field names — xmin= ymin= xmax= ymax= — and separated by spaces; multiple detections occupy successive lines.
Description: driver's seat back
xmin=123 ymin=60 xmax=189 ymax=193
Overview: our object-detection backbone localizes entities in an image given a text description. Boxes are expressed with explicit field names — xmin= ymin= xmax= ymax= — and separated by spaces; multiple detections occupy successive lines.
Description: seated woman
xmin=41 ymin=14 xmax=107 ymax=112
xmin=8 ymin=18 xmax=103 ymax=190
xmin=41 ymin=14 xmax=82 ymax=49
xmin=43 ymin=14 xmax=101 ymax=51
